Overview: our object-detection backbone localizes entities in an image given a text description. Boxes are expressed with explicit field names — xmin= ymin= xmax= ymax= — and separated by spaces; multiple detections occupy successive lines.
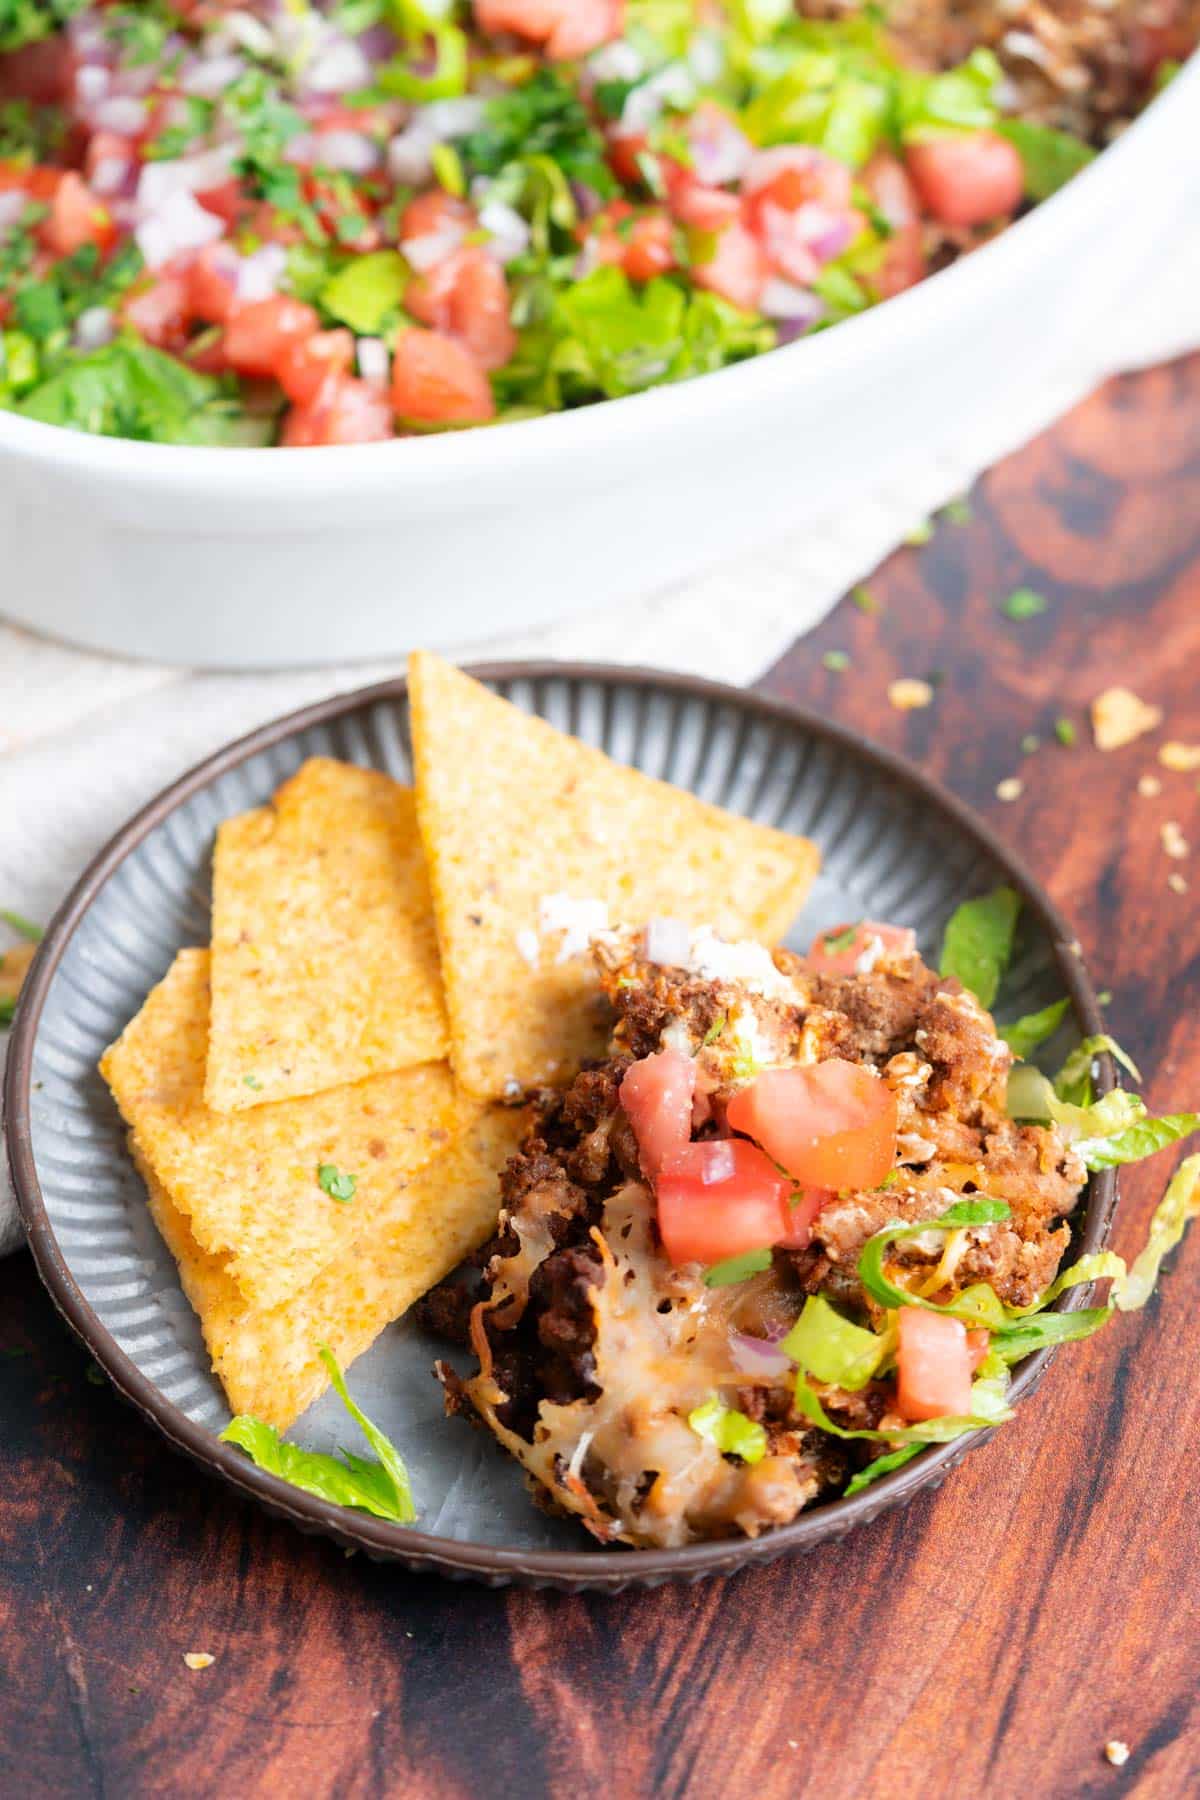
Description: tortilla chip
xmin=135 ymin=1105 xmax=524 ymax=1430
xmin=101 ymin=949 xmax=462 ymax=1310
xmin=205 ymin=758 xmax=448 ymax=1113
xmin=407 ymin=652 xmax=820 ymax=1098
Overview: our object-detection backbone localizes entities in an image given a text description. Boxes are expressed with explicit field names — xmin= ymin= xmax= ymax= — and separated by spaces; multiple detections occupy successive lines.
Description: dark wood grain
xmin=4 ymin=354 xmax=1200 ymax=1800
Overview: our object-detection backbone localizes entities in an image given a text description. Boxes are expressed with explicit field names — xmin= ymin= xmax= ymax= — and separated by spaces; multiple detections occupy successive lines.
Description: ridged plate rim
xmin=4 ymin=662 xmax=1116 ymax=1592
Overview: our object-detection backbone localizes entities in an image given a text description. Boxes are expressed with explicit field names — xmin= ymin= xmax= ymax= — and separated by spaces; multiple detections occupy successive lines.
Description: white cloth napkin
xmin=2 ymin=228 xmax=1198 ymax=1255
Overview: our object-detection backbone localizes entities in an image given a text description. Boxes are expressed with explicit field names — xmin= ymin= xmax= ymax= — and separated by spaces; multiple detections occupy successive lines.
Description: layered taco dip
xmin=425 ymin=909 xmax=1200 ymax=1548
xmin=0 ymin=2 xmax=1191 ymax=446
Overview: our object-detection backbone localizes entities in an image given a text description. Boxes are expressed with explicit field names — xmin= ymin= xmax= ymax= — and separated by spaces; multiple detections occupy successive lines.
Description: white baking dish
xmin=0 ymin=59 xmax=1195 ymax=671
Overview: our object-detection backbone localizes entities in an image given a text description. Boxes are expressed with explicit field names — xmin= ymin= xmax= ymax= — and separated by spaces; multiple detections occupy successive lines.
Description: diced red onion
xmin=136 ymin=189 xmax=225 ymax=270
xmin=180 ymin=53 xmax=245 ymax=99
xmin=478 ymin=199 xmax=530 ymax=264
xmin=93 ymin=95 xmax=148 ymax=135
xmin=236 ymin=242 xmax=287 ymax=302
xmin=285 ymin=132 xmax=319 ymax=167
xmin=760 ymin=278 xmax=824 ymax=324
xmin=75 ymin=64 xmax=109 ymax=105
xmin=387 ymin=126 xmax=435 ymax=186
xmin=136 ymin=147 xmax=236 ymax=213
xmin=809 ymin=215 xmax=856 ymax=263
xmin=303 ymin=36 xmax=372 ymax=96
xmin=108 ymin=60 xmax=161 ymax=99
xmin=402 ymin=226 xmax=463 ymax=272
xmin=357 ymin=337 xmax=390 ymax=388
xmin=221 ymin=12 xmax=276 ymax=59
xmin=743 ymin=146 xmax=823 ymax=196
xmin=689 ymin=116 xmax=753 ymax=187
xmin=587 ymin=41 xmax=645 ymax=84
xmin=74 ymin=305 xmax=115 ymax=350
xmin=312 ymin=130 xmax=379 ymax=175
xmin=644 ymin=917 xmax=692 ymax=967
xmin=90 ymin=156 xmax=132 ymax=199
xmin=0 ymin=190 xmax=29 ymax=233
xmin=729 ymin=1332 xmax=793 ymax=1379
xmin=620 ymin=84 xmax=663 ymax=135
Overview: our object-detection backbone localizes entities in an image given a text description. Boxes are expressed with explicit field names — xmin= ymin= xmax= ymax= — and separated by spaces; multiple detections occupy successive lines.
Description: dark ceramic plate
xmin=4 ymin=665 xmax=1115 ymax=1591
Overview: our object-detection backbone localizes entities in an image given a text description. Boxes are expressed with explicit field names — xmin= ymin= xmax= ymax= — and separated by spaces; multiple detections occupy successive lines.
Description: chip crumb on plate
xmin=888 ymin=678 xmax=934 ymax=712
xmin=1104 ymin=1740 xmax=1130 ymax=1766
xmin=996 ymin=778 xmax=1024 ymax=802
xmin=183 ymin=1652 xmax=215 ymax=1671
xmin=1138 ymin=774 xmax=1163 ymax=797
xmin=1090 ymin=687 xmax=1162 ymax=751
xmin=1159 ymin=741 xmax=1200 ymax=772
xmin=1168 ymin=872 xmax=1188 ymax=895
xmin=1161 ymin=821 xmax=1190 ymax=861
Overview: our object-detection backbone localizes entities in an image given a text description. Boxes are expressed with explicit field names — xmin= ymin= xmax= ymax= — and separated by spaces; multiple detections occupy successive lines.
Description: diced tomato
xmin=896 ymin=1308 xmax=973 ymax=1421
xmin=807 ymin=920 xmax=917 ymax=978
xmin=474 ymin=0 xmax=622 ymax=59
xmin=861 ymin=153 xmax=926 ymax=298
xmin=622 ymin=212 xmax=675 ymax=282
xmin=194 ymin=178 xmax=244 ymax=227
xmin=726 ymin=1059 xmax=899 ymax=1192
xmin=39 ymin=173 xmax=115 ymax=257
xmin=691 ymin=220 xmax=768 ymax=312
xmin=966 ymin=1329 xmax=991 ymax=1374
xmin=607 ymin=130 xmax=648 ymax=189
xmin=905 ymin=130 xmax=1025 ymax=228
xmin=774 ymin=1187 xmax=831 ymax=1253
xmin=222 ymin=297 xmax=320 ymax=379
xmin=620 ymin=1049 xmax=696 ymax=1179
xmin=390 ymin=327 xmax=495 ymax=425
xmin=743 ymin=146 xmax=854 ymax=215
xmin=121 ymin=275 xmax=192 ymax=352
xmin=185 ymin=244 xmax=240 ymax=325
xmin=400 ymin=189 xmax=474 ymax=247
xmin=282 ymin=373 xmax=394 ymax=447
xmin=666 ymin=176 xmax=741 ymax=233
xmin=275 ymin=328 xmax=355 ymax=405
xmin=408 ymin=246 xmax=516 ymax=371
xmin=84 ymin=131 xmax=133 ymax=188
xmin=0 ymin=158 xmax=58 ymax=200
xmin=655 ymin=1139 xmax=794 ymax=1268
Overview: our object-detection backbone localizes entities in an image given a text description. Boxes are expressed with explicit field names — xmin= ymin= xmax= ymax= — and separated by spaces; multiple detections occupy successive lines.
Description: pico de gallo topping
xmin=428 ymin=895 xmax=1200 ymax=1548
xmin=0 ymin=0 xmax=1180 ymax=447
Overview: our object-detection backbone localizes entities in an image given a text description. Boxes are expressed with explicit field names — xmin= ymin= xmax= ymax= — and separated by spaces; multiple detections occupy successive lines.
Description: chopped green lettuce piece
xmin=794 ymin=1369 xmax=1014 ymax=1444
xmin=843 ymin=1443 xmax=923 ymax=1496
xmin=0 ymin=908 xmax=42 ymax=942
xmin=999 ymin=997 xmax=1069 ymax=1059
xmin=320 ymin=249 xmax=407 ymax=334
xmin=15 ymin=339 xmax=264 ymax=446
xmin=1116 ymin=1154 xmax=1200 ymax=1311
xmin=1053 ymin=1034 xmax=1141 ymax=1104
xmin=781 ymin=1294 xmax=888 ymax=1391
xmin=996 ymin=120 xmax=1096 ymax=200
xmin=687 ymin=1397 xmax=768 ymax=1465
xmin=938 ymin=887 xmax=1020 ymax=1009
xmin=1074 ymin=1113 xmax=1200 ymax=1172
xmin=704 ymin=1247 xmax=773 ymax=1287
xmin=221 ymin=1345 xmax=416 ymax=1522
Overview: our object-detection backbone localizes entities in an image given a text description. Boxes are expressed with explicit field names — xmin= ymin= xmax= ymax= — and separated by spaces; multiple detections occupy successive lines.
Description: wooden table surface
xmin=4 ymin=355 xmax=1200 ymax=1800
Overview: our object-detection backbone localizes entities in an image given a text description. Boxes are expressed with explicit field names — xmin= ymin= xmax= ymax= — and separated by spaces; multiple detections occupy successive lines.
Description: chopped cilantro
xmin=821 ymin=923 xmax=860 ymax=953
xmin=458 ymin=69 xmax=617 ymax=198
xmin=1001 ymin=587 xmax=1048 ymax=621
xmin=317 ymin=1163 xmax=357 ymax=1203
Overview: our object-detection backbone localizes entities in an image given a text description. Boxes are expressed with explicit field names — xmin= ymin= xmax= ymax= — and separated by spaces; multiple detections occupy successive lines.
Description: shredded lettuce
xmin=999 ymin=997 xmax=1070 ymax=1059
xmin=843 ymin=1443 xmax=922 ymax=1496
xmin=1074 ymin=1113 xmax=1200 ymax=1171
xmin=794 ymin=1369 xmax=1014 ymax=1444
xmin=220 ymin=1345 xmax=416 ymax=1522
xmin=704 ymin=1247 xmax=773 ymax=1287
xmin=780 ymin=1294 xmax=888 ymax=1391
xmin=1117 ymin=1154 xmax=1200 ymax=1311
xmin=996 ymin=119 xmax=1096 ymax=200
xmin=1054 ymin=1034 xmax=1141 ymax=1103
xmin=15 ymin=338 xmax=276 ymax=445
xmin=688 ymin=1397 xmax=768 ymax=1465
xmin=938 ymin=887 xmax=1020 ymax=1009
xmin=320 ymin=250 xmax=407 ymax=335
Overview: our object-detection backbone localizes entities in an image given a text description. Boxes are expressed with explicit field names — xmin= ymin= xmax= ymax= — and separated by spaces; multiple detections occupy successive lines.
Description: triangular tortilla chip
xmin=101 ymin=950 xmax=463 ymax=1310
xmin=135 ymin=1104 xmax=524 ymax=1430
xmin=408 ymin=652 xmax=819 ymax=1098
xmin=206 ymin=758 xmax=448 ymax=1112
